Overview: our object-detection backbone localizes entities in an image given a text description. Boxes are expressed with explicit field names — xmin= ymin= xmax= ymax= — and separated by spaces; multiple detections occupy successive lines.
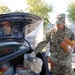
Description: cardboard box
xmin=60 ymin=38 xmax=75 ymax=53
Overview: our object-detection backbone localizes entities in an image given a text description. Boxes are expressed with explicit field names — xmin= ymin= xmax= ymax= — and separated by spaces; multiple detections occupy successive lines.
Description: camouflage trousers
xmin=50 ymin=53 xmax=73 ymax=75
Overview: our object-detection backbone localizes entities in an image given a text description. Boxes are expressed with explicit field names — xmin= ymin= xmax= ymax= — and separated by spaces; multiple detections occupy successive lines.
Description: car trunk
xmin=0 ymin=50 xmax=48 ymax=75
xmin=9 ymin=52 xmax=27 ymax=73
xmin=9 ymin=52 xmax=48 ymax=75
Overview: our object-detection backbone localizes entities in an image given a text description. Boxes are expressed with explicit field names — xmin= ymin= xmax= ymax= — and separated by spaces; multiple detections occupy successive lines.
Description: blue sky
xmin=0 ymin=0 xmax=74 ymax=24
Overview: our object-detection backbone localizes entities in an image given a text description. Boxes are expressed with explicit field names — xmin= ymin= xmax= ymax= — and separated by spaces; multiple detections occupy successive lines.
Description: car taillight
xmin=0 ymin=49 xmax=14 ymax=57
xmin=4 ymin=49 xmax=9 ymax=53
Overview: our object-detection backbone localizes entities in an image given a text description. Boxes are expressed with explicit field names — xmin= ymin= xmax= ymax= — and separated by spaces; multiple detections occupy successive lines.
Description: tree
xmin=0 ymin=5 xmax=11 ymax=14
xmin=15 ymin=10 xmax=24 ymax=12
xmin=26 ymin=0 xmax=53 ymax=27
xmin=67 ymin=2 xmax=75 ymax=23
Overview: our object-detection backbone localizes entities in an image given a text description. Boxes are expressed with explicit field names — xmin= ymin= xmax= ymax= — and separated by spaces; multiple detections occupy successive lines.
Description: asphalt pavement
xmin=72 ymin=55 xmax=75 ymax=75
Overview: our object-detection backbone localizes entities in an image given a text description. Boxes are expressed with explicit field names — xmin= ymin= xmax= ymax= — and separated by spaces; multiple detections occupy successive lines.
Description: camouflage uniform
xmin=34 ymin=25 xmax=74 ymax=75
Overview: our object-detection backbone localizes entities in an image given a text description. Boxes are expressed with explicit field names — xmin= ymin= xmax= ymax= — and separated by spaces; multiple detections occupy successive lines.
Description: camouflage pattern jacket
xmin=34 ymin=26 xmax=75 ymax=59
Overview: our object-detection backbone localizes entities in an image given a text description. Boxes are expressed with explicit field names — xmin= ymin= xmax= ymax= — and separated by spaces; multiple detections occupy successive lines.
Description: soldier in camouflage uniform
xmin=34 ymin=13 xmax=74 ymax=75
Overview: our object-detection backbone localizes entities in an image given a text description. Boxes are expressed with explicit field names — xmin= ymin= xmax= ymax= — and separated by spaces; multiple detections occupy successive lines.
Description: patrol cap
xmin=56 ymin=13 xmax=66 ymax=24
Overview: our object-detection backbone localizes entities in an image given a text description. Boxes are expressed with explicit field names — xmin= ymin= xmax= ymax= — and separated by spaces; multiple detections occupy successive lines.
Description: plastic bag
xmin=24 ymin=53 xmax=43 ymax=73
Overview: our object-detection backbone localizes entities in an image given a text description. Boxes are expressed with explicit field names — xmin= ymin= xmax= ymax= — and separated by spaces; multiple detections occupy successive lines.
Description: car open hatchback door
xmin=0 ymin=12 xmax=51 ymax=75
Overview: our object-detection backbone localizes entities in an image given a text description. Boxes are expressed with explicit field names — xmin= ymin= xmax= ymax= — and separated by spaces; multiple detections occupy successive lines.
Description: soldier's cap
xmin=56 ymin=13 xmax=66 ymax=24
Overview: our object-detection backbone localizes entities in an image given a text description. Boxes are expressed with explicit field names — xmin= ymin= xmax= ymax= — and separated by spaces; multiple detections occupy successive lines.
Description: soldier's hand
xmin=30 ymin=51 xmax=36 ymax=57
xmin=67 ymin=45 xmax=74 ymax=53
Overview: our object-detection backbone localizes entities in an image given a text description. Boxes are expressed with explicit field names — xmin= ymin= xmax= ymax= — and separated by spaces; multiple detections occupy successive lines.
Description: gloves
xmin=67 ymin=45 xmax=74 ymax=54
xmin=24 ymin=51 xmax=36 ymax=62
xmin=30 ymin=51 xmax=36 ymax=57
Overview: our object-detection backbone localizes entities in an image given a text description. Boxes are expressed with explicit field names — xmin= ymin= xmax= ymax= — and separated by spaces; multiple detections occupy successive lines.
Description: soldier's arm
xmin=34 ymin=29 xmax=51 ymax=54
xmin=67 ymin=29 xmax=75 ymax=40
xmin=34 ymin=41 xmax=48 ymax=54
xmin=70 ymin=31 xmax=75 ymax=40
xmin=65 ymin=28 xmax=75 ymax=40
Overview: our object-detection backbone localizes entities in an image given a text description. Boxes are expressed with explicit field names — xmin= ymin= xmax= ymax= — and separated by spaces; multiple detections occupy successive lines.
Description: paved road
xmin=72 ymin=62 xmax=75 ymax=75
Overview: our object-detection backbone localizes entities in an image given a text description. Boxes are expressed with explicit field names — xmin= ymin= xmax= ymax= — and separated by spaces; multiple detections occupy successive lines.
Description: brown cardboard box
xmin=60 ymin=38 xmax=75 ymax=53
